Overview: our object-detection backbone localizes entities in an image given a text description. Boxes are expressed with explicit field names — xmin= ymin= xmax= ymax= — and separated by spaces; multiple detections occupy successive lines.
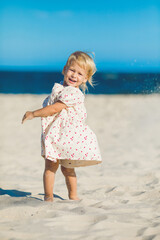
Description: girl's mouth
xmin=69 ymin=78 xmax=76 ymax=83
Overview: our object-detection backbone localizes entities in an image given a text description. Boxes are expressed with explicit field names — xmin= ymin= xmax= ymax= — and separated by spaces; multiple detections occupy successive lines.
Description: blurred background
xmin=0 ymin=0 xmax=160 ymax=94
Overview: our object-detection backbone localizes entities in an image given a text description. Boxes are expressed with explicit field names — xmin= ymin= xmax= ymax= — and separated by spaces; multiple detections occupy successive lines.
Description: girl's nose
xmin=71 ymin=71 xmax=77 ymax=78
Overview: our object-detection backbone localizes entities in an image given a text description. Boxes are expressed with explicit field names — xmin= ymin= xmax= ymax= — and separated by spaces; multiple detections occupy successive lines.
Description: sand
xmin=0 ymin=93 xmax=160 ymax=240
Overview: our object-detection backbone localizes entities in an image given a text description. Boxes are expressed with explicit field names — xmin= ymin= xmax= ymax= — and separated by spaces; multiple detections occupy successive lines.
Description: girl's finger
xmin=22 ymin=114 xmax=26 ymax=124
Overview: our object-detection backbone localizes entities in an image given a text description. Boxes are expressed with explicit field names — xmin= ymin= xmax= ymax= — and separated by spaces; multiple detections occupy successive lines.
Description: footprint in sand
xmin=146 ymin=177 xmax=159 ymax=187
xmin=136 ymin=227 xmax=147 ymax=237
xmin=131 ymin=191 xmax=146 ymax=196
xmin=105 ymin=186 xmax=117 ymax=193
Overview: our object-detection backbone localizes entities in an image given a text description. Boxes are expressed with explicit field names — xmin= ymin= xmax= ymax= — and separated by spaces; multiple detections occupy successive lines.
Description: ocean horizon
xmin=0 ymin=71 xmax=160 ymax=94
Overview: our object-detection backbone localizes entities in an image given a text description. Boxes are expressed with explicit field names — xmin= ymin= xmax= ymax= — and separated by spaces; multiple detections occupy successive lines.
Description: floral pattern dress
xmin=41 ymin=83 xmax=102 ymax=168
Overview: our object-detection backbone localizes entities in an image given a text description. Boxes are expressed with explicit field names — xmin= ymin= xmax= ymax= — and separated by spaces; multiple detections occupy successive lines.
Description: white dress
xmin=41 ymin=83 xmax=102 ymax=168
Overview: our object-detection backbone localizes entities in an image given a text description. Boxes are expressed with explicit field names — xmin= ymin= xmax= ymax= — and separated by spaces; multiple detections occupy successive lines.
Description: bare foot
xmin=44 ymin=196 xmax=53 ymax=202
xmin=69 ymin=196 xmax=80 ymax=200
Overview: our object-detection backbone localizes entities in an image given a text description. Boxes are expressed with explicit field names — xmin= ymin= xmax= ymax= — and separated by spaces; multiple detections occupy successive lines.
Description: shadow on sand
xmin=0 ymin=188 xmax=31 ymax=197
xmin=0 ymin=188 xmax=65 ymax=201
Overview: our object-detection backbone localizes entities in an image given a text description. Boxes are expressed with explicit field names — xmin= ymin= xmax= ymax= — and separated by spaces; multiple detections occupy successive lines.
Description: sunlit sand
xmin=0 ymin=93 xmax=160 ymax=240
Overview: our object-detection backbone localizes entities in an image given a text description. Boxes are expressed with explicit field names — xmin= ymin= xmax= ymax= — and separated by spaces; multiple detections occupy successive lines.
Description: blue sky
xmin=0 ymin=0 xmax=160 ymax=71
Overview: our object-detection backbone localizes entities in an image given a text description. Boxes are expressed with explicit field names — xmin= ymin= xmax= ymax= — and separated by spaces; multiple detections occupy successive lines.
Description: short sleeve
xmin=57 ymin=86 xmax=84 ymax=107
xmin=42 ymin=96 xmax=50 ymax=107
xmin=42 ymin=83 xmax=63 ymax=107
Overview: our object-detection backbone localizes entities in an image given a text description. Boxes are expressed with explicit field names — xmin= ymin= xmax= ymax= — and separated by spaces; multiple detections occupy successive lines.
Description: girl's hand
xmin=22 ymin=111 xmax=34 ymax=124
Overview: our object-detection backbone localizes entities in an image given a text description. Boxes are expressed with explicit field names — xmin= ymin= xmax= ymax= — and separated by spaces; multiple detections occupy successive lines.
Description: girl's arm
xmin=22 ymin=101 xmax=66 ymax=124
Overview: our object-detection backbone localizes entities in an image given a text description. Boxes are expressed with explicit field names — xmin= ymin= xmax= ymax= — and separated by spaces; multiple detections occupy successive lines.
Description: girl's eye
xmin=70 ymin=69 xmax=74 ymax=72
xmin=79 ymin=73 xmax=82 ymax=76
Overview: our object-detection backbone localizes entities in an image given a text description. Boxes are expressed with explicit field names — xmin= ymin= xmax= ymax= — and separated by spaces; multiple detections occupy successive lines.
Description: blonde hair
xmin=62 ymin=51 xmax=97 ymax=92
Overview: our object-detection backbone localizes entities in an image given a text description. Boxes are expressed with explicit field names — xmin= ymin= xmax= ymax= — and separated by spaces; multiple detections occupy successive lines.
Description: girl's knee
xmin=45 ymin=159 xmax=59 ymax=172
xmin=61 ymin=165 xmax=76 ymax=177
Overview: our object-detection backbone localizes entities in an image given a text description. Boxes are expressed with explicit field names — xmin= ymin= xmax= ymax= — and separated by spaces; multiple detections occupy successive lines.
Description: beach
xmin=0 ymin=93 xmax=160 ymax=240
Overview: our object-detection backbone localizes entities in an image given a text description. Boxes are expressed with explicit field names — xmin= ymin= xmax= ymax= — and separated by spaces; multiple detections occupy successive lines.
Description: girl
xmin=22 ymin=51 xmax=102 ymax=202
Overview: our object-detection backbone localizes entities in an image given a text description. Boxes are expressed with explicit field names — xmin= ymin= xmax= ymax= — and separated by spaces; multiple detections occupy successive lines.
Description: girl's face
xmin=63 ymin=61 xmax=87 ymax=88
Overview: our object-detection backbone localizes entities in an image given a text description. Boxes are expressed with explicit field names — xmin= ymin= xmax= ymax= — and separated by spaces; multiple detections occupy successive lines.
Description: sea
xmin=0 ymin=71 xmax=160 ymax=94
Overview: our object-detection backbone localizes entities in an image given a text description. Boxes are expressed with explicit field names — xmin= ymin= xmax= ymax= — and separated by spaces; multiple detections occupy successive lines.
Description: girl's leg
xmin=61 ymin=166 xmax=79 ymax=200
xmin=43 ymin=159 xmax=59 ymax=202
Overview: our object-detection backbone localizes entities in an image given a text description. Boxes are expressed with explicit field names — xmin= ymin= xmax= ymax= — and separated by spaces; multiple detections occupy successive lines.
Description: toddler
xmin=22 ymin=51 xmax=102 ymax=201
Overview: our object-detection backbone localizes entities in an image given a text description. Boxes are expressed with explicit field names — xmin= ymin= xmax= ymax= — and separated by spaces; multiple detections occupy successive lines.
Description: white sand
xmin=0 ymin=93 xmax=160 ymax=240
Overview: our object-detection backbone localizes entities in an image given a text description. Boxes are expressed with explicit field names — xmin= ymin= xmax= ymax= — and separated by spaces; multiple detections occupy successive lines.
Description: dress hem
xmin=42 ymin=155 xmax=102 ymax=168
